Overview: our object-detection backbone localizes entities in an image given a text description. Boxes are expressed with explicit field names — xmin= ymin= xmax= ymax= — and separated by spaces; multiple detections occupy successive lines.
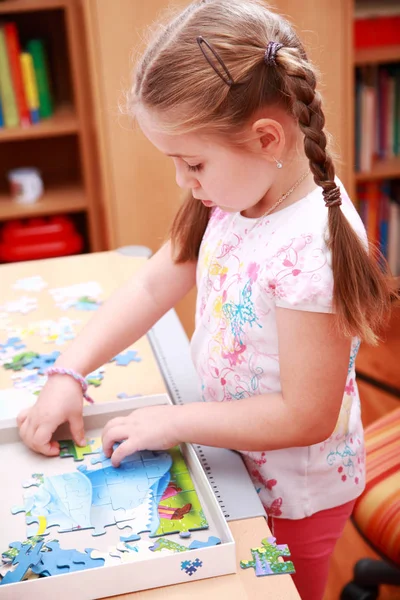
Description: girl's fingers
xmin=17 ymin=407 xmax=30 ymax=428
xmin=34 ymin=424 xmax=60 ymax=456
xmin=102 ymin=416 xmax=126 ymax=436
xmin=102 ymin=424 xmax=130 ymax=458
xmin=111 ymin=438 xmax=138 ymax=468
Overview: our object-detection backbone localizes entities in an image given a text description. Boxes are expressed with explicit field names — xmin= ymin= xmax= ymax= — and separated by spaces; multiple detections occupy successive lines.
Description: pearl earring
xmin=274 ymin=157 xmax=283 ymax=169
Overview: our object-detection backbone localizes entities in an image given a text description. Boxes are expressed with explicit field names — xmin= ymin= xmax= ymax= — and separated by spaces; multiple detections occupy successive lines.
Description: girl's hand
xmin=102 ymin=405 xmax=182 ymax=467
xmin=17 ymin=375 xmax=85 ymax=456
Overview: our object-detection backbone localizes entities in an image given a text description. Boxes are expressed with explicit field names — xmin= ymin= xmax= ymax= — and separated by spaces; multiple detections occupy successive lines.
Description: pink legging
xmin=269 ymin=499 xmax=356 ymax=600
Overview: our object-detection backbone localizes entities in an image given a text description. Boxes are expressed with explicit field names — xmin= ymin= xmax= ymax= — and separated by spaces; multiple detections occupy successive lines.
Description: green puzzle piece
xmin=3 ymin=352 xmax=39 ymax=371
xmin=59 ymin=438 xmax=102 ymax=461
xmin=149 ymin=538 xmax=188 ymax=553
xmin=240 ymin=537 xmax=295 ymax=576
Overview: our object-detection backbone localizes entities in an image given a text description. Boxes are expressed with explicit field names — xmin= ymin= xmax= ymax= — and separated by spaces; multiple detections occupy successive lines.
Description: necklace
xmin=261 ymin=169 xmax=310 ymax=218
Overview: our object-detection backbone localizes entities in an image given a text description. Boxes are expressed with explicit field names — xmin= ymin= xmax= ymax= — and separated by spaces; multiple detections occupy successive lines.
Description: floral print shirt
xmin=191 ymin=181 xmax=366 ymax=519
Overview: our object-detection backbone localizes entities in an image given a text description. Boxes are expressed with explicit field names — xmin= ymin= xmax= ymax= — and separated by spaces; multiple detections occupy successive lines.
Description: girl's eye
xmin=187 ymin=163 xmax=203 ymax=172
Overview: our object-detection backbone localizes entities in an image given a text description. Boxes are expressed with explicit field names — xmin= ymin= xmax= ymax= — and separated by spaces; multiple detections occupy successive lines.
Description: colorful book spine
xmin=26 ymin=39 xmax=53 ymax=119
xmin=20 ymin=52 xmax=40 ymax=124
xmin=4 ymin=23 xmax=30 ymax=127
xmin=0 ymin=26 xmax=19 ymax=128
xmin=0 ymin=96 xmax=3 ymax=128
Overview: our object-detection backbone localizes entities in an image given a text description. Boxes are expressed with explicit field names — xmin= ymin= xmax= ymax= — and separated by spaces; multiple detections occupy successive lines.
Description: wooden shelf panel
xmin=355 ymin=157 xmax=400 ymax=182
xmin=0 ymin=106 xmax=79 ymax=142
xmin=355 ymin=45 xmax=400 ymax=66
xmin=0 ymin=186 xmax=87 ymax=221
xmin=0 ymin=0 xmax=67 ymax=14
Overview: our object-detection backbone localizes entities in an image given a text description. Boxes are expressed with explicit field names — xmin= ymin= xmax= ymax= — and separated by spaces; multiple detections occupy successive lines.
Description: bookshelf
xmin=0 ymin=0 xmax=103 ymax=253
xmin=352 ymin=9 xmax=400 ymax=187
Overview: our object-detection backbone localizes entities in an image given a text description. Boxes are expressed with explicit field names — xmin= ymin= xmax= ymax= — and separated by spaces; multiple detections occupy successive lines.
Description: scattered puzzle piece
xmin=4 ymin=351 xmax=39 ymax=371
xmin=0 ymin=337 xmax=25 ymax=354
xmin=13 ymin=276 xmax=48 ymax=292
xmin=86 ymin=367 xmax=105 ymax=387
xmin=25 ymin=351 xmax=60 ymax=374
xmin=0 ymin=540 xmax=44 ymax=585
xmin=0 ymin=296 xmax=37 ymax=315
xmin=110 ymin=350 xmax=141 ymax=366
xmin=31 ymin=541 xmax=105 ymax=576
xmin=240 ymin=536 xmax=295 ymax=576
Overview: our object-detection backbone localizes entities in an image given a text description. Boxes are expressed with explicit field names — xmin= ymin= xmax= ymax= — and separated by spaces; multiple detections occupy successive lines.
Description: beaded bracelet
xmin=45 ymin=367 xmax=95 ymax=404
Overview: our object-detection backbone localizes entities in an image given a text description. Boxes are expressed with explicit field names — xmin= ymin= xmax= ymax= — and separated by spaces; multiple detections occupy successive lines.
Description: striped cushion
xmin=353 ymin=408 xmax=400 ymax=566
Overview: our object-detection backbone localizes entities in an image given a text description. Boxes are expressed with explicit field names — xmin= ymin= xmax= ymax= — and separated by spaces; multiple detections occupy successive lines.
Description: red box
xmin=0 ymin=216 xmax=84 ymax=262
xmin=355 ymin=16 xmax=400 ymax=48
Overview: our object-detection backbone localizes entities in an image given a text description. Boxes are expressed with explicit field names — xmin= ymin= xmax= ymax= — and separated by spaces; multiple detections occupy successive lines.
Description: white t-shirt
xmin=191 ymin=180 xmax=366 ymax=519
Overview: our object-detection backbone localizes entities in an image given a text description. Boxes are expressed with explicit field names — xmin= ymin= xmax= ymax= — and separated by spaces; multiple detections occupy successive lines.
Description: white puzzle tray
xmin=0 ymin=394 xmax=236 ymax=599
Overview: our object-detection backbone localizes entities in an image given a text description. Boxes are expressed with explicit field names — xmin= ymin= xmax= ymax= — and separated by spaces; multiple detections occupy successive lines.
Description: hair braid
xmin=279 ymin=51 xmax=394 ymax=343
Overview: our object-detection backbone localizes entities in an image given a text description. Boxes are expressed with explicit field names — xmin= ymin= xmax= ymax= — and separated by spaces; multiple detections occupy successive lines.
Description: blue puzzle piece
xmin=0 ymin=541 xmax=44 ymax=585
xmin=110 ymin=350 xmax=141 ymax=366
xmin=0 ymin=337 xmax=25 ymax=353
xmin=189 ymin=536 xmax=221 ymax=549
xmin=31 ymin=541 xmax=105 ymax=576
xmin=25 ymin=351 xmax=61 ymax=374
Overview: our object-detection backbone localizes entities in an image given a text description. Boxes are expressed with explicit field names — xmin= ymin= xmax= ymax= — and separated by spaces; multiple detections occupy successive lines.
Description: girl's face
xmin=137 ymin=108 xmax=276 ymax=214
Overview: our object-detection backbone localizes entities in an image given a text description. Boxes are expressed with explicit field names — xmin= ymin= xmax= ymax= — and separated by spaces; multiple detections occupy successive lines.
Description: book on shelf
xmin=357 ymin=179 xmax=400 ymax=276
xmin=0 ymin=21 xmax=54 ymax=129
xmin=355 ymin=64 xmax=400 ymax=172
xmin=355 ymin=0 xmax=400 ymax=48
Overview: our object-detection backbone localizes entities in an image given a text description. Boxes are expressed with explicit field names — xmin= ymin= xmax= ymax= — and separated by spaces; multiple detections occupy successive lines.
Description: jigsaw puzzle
xmin=11 ymin=447 xmax=209 ymax=542
xmin=240 ymin=536 xmax=295 ymax=576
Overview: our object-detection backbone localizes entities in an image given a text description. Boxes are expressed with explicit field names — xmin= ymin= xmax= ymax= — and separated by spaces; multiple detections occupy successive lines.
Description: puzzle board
xmin=0 ymin=395 xmax=235 ymax=600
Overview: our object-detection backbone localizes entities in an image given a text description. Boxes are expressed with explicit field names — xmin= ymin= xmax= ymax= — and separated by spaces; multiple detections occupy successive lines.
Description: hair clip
xmin=197 ymin=36 xmax=234 ymax=87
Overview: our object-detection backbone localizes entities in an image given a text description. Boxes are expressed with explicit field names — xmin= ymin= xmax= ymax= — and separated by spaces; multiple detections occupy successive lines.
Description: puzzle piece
xmin=240 ymin=536 xmax=295 ymax=576
xmin=59 ymin=438 xmax=102 ymax=461
xmin=86 ymin=367 xmax=104 ymax=387
xmin=0 ymin=296 xmax=37 ymax=315
xmin=110 ymin=350 xmax=141 ymax=366
xmin=181 ymin=558 xmax=203 ymax=576
xmin=25 ymin=351 xmax=60 ymax=374
xmin=0 ymin=540 xmax=44 ymax=585
xmin=149 ymin=538 xmax=188 ymax=553
xmin=4 ymin=351 xmax=39 ymax=371
xmin=11 ymin=369 xmax=47 ymax=394
xmin=31 ymin=541 xmax=105 ymax=577
xmin=88 ymin=547 xmax=123 ymax=567
xmin=13 ymin=275 xmax=48 ymax=292
xmin=0 ymin=337 xmax=25 ymax=354
xmin=189 ymin=536 xmax=221 ymax=549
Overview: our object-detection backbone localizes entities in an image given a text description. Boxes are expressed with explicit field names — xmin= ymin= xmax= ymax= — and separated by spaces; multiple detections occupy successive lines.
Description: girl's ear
xmin=251 ymin=118 xmax=285 ymax=164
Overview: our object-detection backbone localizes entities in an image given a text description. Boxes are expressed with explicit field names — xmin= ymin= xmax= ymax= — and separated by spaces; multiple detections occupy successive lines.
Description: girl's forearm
xmin=174 ymin=395 xmax=334 ymax=451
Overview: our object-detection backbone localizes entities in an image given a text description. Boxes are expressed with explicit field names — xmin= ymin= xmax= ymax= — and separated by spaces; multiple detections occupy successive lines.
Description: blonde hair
xmin=129 ymin=0 xmax=395 ymax=344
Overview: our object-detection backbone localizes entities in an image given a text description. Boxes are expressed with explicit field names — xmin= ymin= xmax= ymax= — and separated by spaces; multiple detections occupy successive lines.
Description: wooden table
xmin=0 ymin=251 xmax=301 ymax=600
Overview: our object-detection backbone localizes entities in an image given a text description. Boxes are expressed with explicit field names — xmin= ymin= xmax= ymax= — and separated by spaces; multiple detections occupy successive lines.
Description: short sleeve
xmin=260 ymin=232 xmax=334 ymax=313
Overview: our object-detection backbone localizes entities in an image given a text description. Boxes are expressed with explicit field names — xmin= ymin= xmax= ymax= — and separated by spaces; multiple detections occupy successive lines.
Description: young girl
xmin=18 ymin=1 xmax=393 ymax=598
